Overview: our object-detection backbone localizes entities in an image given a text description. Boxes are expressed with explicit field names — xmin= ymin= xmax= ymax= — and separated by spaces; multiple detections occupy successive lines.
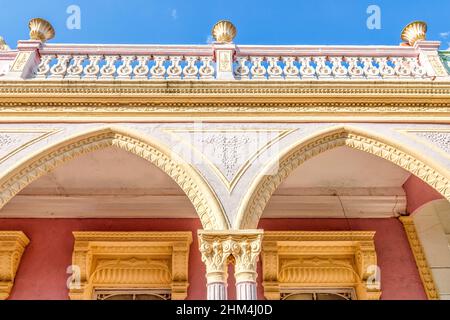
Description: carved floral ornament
xmin=261 ymin=231 xmax=381 ymax=300
xmin=0 ymin=231 xmax=30 ymax=300
xmin=69 ymin=232 xmax=192 ymax=300
xmin=198 ymin=230 xmax=263 ymax=283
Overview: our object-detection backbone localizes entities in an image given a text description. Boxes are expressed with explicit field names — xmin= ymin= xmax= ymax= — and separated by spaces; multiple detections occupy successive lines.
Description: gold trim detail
xmin=1 ymin=81 xmax=450 ymax=121
xmin=10 ymin=52 xmax=32 ymax=73
xmin=163 ymin=129 xmax=295 ymax=192
xmin=0 ymin=128 xmax=61 ymax=164
xmin=69 ymin=231 xmax=192 ymax=300
xmin=261 ymin=231 xmax=381 ymax=300
xmin=236 ymin=126 xmax=450 ymax=229
xmin=399 ymin=217 xmax=439 ymax=300
xmin=0 ymin=127 xmax=229 ymax=230
xmin=0 ymin=231 xmax=30 ymax=300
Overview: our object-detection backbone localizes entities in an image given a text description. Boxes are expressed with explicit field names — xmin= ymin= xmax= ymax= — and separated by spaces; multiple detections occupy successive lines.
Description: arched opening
xmin=237 ymin=127 xmax=450 ymax=300
xmin=237 ymin=127 xmax=450 ymax=229
xmin=0 ymin=127 xmax=230 ymax=300
xmin=0 ymin=127 xmax=228 ymax=230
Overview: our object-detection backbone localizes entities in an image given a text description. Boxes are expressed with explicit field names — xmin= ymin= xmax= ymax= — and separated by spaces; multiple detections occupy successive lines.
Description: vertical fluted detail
xmin=207 ymin=282 xmax=227 ymax=300
xmin=236 ymin=281 xmax=257 ymax=300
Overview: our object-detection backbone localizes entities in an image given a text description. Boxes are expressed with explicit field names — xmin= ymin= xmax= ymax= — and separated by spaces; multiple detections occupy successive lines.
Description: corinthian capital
xmin=198 ymin=230 xmax=263 ymax=283
xmin=199 ymin=235 xmax=233 ymax=283
xmin=232 ymin=234 xmax=263 ymax=282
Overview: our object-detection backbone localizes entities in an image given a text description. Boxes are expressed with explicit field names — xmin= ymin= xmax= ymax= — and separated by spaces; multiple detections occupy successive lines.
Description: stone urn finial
xmin=28 ymin=18 xmax=55 ymax=42
xmin=0 ymin=36 xmax=10 ymax=51
xmin=211 ymin=20 xmax=237 ymax=43
xmin=401 ymin=21 xmax=427 ymax=46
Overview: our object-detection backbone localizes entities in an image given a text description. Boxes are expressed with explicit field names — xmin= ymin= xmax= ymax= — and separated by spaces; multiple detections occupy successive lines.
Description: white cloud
xmin=171 ymin=9 xmax=178 ymax=20
xmin=206 ymin=35 xmax=214 ymax=44
xmin=440 ymin=31 xmax=450 ymax=39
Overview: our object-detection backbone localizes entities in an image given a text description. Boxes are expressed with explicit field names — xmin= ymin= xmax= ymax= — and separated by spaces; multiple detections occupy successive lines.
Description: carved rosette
xmin=198 ymin=230 xmax=263 ymax=284
xmin=0 ymin=231 xmax=29 ymax=300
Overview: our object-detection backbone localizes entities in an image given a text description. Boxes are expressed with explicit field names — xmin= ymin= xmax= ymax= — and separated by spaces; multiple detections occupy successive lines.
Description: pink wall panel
xmin=403 ymin=174 xmax=444 ymax=214
xmin=257 ymin=218 xmax=427 ymax=300
xmin=0 ymin=218 xmax=426 ymax=300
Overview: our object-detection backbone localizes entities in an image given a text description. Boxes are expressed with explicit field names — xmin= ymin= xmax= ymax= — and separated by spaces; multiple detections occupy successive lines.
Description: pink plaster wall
xmin=0 ymin=219 xmax=206 ymax=300
xmin=403 ymin=174 xmax=444 ymax=214
xmin=257 ymin=218 xmax=427 ymax=300
xmin=0 ymin=218 xmax=426 ymax=300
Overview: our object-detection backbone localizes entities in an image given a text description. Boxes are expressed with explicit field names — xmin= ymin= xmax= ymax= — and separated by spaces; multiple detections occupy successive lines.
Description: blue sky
xmin=0 ymin=0 xmax=449 ymax=48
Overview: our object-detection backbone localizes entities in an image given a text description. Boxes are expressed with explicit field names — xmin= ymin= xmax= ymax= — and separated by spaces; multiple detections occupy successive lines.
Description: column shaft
xmin=207 ymin=282 xmax=227 ymax=300
xmin=236 ymin=281 xmax=257 ymax=300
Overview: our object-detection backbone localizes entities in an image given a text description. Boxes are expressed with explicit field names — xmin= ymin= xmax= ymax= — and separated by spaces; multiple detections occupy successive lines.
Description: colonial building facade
xmin=0 ymin=19 xmax=449 ymax=300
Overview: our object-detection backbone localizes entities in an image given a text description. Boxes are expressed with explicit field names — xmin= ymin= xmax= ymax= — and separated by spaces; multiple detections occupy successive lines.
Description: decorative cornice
xmin=261 ymin=231 xmax=381 ymax=300
xmin=236 ymin=127 xmax=450 ymax=229
xmin=0 ymin=128 xmax=229 ymax=230
xmin=1 ymin=80 xmax=450 ymax=96
xmin=399 ymin=217 xmax=439 ymax=300
xmin=70 ymin=231 xmax=192 ymax=300
xmin=0 ymin=81 xmax=449 ymax=121
xmin=0 ymin=231 xmax=30 ymax=300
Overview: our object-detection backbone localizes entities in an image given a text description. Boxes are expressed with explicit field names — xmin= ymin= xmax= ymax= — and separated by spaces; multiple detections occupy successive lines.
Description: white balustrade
xmin=32 ymin=45 xmax=432 ymax=80
xmin=34 ymin=54 xmax=215 ymax=80
xmin=232 ymin=55 xmax=427 ymax=80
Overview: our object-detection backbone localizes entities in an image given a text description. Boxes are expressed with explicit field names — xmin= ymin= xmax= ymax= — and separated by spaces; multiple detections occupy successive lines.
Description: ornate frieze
xmin=0 ymin=231 xmax=30 ymax=300
xmin=261 ymin=231 xmax=381 ymax=300
xmin=70 ymin=231 xmax=192 ymax=300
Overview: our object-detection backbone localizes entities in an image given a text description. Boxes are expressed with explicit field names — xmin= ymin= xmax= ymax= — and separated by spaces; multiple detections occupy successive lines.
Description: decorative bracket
xmin=0 ymin=231 xmax=30 ymax=300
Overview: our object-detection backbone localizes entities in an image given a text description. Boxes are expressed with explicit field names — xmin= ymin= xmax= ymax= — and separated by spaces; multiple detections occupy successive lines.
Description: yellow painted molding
xmin=236 ymin=126 xmax=450 ymax=229
xmin=399 ymin=217 xmax=439 ymax=300
xmin=0 ymin=231 xmax=30 ymax=300
xmin=1 ymin=81 xmax=450 ymax=121
xmin=69 ymin=231 xmax=193 ymax=300
xmin=261 ymin=231 xmax=381 ymax=300
xmin=0 ymin=126 xmax=229 ymax=230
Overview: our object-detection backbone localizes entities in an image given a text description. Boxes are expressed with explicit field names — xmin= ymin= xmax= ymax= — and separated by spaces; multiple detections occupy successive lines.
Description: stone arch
xmin=236 ymin=126 xmax=450 ymax=229
xmin=0 ymin=126 xmax=229 ymax=230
